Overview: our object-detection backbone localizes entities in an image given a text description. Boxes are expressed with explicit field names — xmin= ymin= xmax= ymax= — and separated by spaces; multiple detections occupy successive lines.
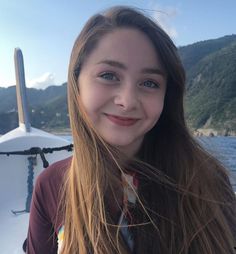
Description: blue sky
xmin=0 ymin=0 xmax=235 ymax=89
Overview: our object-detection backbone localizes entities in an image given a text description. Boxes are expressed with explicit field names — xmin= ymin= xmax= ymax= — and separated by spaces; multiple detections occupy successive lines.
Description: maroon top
xmin=26 ymin=155 xmax=236 ymax=253
xmin=27 ymin=156 xmax=72 ymax=254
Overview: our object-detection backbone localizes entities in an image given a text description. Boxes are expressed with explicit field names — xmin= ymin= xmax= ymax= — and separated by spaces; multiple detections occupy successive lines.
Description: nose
xmin=114 ymin=83 xmax=139 ymax=111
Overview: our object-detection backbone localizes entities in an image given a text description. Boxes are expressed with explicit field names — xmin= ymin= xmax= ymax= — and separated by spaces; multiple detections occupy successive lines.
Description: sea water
xmin=197 ymin=136 xmax=236 ymax=191
xmin=62 ymin=135 xmax=236 ymax=191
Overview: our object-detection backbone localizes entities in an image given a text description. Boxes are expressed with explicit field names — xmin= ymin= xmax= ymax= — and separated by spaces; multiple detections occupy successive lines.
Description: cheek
xmin=80 ymin=87 xmax=108 ymax=115
xmin=144 ymin=97 xmax=165 ymax=121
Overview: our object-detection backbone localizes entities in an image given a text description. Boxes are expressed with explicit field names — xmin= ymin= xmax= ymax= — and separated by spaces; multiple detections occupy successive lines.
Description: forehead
xmin=81 ymin=28 xmax=164 ymax=72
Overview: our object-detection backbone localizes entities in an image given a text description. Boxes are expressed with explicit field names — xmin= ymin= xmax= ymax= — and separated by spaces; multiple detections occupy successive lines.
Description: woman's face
xmin=78 ymin=28 xmax=167 ymax=156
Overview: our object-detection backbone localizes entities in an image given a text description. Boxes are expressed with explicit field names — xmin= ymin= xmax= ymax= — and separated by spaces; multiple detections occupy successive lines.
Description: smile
xmin=104 ymin=114 xmax=139 ymax=126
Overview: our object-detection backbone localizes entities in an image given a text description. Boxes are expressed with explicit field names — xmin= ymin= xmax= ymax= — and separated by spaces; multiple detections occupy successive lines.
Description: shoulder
xmin=32 ymin=156 xmax=72 ymax=221
xmin=34 ymin=155 xmax=72 ymax=207
xmin=36 ymin=156 xmax=72 ymax=189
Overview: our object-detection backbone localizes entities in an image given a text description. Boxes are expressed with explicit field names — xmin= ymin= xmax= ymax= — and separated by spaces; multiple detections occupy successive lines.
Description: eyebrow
xmin=96 ymin=59 xmax=166 ymax=77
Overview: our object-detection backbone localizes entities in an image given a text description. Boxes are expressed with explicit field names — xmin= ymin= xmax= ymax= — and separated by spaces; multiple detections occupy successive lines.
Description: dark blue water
xmin=197 ymin=136 xmax=236 ymax=191
xmin=62 ymin=135 xmax=236 ymax=191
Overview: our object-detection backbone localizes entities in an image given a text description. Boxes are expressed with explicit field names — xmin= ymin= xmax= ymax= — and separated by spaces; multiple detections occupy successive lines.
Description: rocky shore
xmin=193 ymin=128 xmax=236 ymax=137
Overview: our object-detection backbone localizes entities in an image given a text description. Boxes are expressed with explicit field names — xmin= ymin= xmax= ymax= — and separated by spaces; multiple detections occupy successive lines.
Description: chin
xmin=107 ymin=140 xmax=131 ymax=147
xmin=104 ymin=136 xmax=141 ymax=152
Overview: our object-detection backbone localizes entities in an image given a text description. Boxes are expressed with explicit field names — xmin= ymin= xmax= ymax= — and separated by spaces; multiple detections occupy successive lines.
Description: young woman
xmin=27 ymin=6 xmax=236 ymax=254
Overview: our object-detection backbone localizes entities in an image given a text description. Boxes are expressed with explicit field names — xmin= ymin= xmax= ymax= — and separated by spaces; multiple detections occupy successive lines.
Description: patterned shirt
xmin=56 ymin=172 xmax=139 ymax=253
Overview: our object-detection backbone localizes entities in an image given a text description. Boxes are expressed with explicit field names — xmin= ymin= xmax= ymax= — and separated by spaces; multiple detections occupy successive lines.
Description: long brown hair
xmin=61 ymin=6 xmax=236 ymax=254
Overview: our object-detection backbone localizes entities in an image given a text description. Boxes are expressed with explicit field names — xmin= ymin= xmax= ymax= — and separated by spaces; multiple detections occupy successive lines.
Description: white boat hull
xmin=0 ymin=126 xmax=72 ymax=253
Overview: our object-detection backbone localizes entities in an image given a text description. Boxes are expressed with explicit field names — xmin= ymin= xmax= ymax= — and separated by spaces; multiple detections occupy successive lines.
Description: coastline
xmin=45 ymin=128 xmax=71 ymax=136
xmin=192 ymin=128 xmax=236 ymax=137
xmin=0 ymin=128 xmax=72 ymax=138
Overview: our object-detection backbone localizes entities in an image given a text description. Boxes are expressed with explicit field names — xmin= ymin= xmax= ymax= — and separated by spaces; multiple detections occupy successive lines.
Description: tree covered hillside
xmin=0 ymin=84 xmax=69 ymax=134
xmin=179 ymin=34 xmax=236 ymax=73
xmin=183 ymin=38 xmax=236 ymax=135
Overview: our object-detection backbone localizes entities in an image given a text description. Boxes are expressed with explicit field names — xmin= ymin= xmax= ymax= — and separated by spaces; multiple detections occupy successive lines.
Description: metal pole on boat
xmin=14 ymin=48 xmax=31 ymax=132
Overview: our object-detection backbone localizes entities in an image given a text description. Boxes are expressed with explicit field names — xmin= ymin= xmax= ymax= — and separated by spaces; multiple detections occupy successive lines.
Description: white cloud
xmin=147 ymin=3 xmax=179 ymax=40
xmin=0 ymin=72 xmax=15 ymax=88
xmin=26 ymin=72 xmax=56 ymax=89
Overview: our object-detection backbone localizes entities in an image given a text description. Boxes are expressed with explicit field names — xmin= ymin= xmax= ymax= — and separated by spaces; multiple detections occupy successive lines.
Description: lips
xmin=105 ymin=113 xmax=139 ymax=126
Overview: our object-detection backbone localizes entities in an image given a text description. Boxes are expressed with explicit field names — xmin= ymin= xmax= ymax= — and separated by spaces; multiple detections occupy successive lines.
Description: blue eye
xmin=143 ymin=80 xmax=160 ymax=89
xmin=100 ymin=72 xmax=118 ymax=81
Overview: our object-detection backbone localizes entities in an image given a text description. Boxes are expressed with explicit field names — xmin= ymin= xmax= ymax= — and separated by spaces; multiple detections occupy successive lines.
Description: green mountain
xmin=0 ymin=35 xmax=236 ymax=135
xmin=0 ymin=83 xmax=69 ymax=134
xmin=182 ymin=36 xmax=236 ymax=135
xmin=0 ymin=83 xmax=67 ymax=114
xmin=179 ymin=34 xmax=236 ymax=74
